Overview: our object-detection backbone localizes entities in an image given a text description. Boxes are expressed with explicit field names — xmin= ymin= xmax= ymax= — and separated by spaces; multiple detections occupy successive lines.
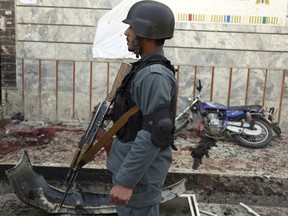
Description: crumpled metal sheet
xmin=5 ymin=150 xmax=186 ymax=215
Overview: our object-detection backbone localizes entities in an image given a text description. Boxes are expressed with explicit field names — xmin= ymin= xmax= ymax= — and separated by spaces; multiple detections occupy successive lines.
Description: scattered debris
xmin=10 ymin=112 xmax=24 ymax=124
xmin=180 ymin=194 xmax=201 ymax=215
xmin=240 ymin=202 xmax=260 ymax=216
xmin=5 ymin=150 xmax=187 ymax=214
xmin=223 ymin=208 xmax=235 ymax=215
xmin=190 ymin=137 xmax=217 ymax=170
xmin=200 ymin=210 xmax=219 ymax=216
xmin=0 ymin=119 xmax=12 ymax=136
xmin=0 ymin=122 xmax=288 ymax=215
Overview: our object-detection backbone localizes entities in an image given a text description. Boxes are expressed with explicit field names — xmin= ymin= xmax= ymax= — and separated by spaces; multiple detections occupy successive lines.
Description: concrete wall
xmin=1 ymin=0 xmax=288 ymax=133
xmin=0 ymin=0 xmax=16 ymax=87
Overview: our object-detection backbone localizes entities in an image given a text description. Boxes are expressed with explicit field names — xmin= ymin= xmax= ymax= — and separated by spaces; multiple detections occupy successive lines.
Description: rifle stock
xmin=59 ymin=61 xmax=132 ymax=208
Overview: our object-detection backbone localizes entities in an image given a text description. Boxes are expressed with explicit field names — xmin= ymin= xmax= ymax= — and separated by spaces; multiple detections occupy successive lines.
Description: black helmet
xmin=122 ymin=0 xmax=175 ymax=39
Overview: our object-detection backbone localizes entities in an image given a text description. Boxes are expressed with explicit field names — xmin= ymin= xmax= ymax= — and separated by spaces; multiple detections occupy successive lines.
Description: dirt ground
xmin=1 ymin=119 xmax=287 ymax=176
xmin=0 ymin=119 xmax=288 ymax=215
xmin=0 ymin=192 xmax=287 ymax=216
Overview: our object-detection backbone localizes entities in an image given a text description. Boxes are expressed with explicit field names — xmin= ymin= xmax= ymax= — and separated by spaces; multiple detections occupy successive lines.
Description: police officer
xmin=107 ymin=1 xmax=177 ymax=215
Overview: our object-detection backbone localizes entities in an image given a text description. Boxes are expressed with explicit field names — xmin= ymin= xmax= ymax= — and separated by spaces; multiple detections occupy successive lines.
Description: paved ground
xmin=0 ymin=119 xmax=288 ymax=215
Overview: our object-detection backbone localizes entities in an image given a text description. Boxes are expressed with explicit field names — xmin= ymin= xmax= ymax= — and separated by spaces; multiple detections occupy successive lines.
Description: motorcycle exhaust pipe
xmin=227 ymin=122 xmax=262 ymax=136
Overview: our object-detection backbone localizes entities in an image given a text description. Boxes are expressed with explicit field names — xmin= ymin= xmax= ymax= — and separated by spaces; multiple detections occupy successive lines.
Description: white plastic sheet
xmin=92 ymin=0 xmax=174 ymax=59
xmin=92 ymin=0 xmax=288 ymax=59
xmin=92 ymin=0 xmax=139 ymax=59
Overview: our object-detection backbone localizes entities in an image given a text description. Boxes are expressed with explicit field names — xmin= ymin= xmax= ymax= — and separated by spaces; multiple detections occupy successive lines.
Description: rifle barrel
xmin=59 ymin=167 xmax=79 ymax=208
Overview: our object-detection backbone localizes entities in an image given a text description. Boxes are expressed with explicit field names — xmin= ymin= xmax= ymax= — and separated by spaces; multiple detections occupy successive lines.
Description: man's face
xmin=124 ymin=26 xmax=137 ymax=52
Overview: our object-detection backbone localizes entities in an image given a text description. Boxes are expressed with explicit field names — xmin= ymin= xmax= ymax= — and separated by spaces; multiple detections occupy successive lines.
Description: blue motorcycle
xmin=175 ymin=80 xmax=281 ymax=148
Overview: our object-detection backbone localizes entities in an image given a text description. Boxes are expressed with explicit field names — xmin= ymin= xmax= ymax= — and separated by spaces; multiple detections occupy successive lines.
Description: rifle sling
xmin=79 ymin=105 xmax=139 ymax=167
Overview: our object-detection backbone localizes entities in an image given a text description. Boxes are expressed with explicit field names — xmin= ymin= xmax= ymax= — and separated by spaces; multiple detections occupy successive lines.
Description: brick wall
xmin=0 ymin=0 xmax=16 ymax=88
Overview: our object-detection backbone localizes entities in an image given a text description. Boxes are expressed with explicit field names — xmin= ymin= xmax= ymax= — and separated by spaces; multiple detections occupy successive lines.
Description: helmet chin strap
xmin=133 ymin=38 xmax=142 ymax=58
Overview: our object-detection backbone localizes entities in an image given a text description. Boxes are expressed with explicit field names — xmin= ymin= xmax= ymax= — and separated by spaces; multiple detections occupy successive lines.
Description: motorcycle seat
xmin=228 ymin=105 xmax=263 ymax=113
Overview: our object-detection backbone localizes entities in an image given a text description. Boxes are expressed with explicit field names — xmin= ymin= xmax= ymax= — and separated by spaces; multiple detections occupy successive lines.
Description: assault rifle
xmin=59 ymin=62 xmax=133 ymax=207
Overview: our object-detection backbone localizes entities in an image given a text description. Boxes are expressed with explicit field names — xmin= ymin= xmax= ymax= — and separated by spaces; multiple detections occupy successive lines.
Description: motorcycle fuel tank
xmin=200 ymin=102 xmax=245 ymax=119
xmin=225 ymin=110 xmax=245 ymax=119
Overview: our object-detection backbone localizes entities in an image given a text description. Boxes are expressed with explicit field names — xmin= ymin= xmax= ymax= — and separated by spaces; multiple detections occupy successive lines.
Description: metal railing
xmin=2 ymin=58 xmax=286 ymax=127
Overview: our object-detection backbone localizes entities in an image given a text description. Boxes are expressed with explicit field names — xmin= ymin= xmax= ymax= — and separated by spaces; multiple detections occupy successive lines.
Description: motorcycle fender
xmin=250 ymin=115 xmax=281 ymax=136
xmin=250 ymin=114 xmax=272 ymax=124
xmin=5 ymin=150 xmax=186 ymax=214
xmin=227 ymin=125 xmax=262 ymax=136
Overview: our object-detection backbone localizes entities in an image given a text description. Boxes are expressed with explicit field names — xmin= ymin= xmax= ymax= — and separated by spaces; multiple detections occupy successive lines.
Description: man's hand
xmin=109 ymin=183 xmax=133 ymax=205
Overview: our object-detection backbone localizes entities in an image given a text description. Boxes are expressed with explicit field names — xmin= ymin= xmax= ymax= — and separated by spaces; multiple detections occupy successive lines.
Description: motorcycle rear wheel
xmin=175 ymin=112 xmax=190 ymax=133
xmin=233 ymin=118 xmax=273 ymax=148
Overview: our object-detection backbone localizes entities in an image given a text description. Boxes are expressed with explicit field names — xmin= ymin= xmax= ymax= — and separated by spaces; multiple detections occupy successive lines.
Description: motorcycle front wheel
xmin=233 ymin=118 xmax=273 ymax=148
xmin=175 ymin=112 xmax=190 ymax=133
